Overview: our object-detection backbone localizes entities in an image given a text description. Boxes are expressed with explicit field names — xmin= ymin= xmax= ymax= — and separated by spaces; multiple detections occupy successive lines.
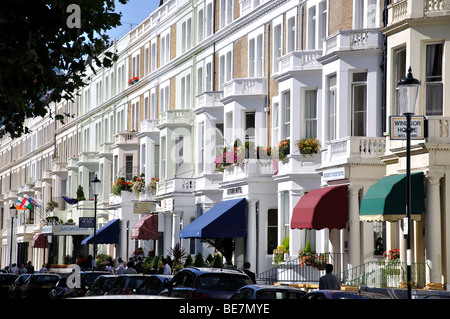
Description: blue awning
xmin=180 ymin=198 xmax=246 ymax=238
xmin=81 ymin=219 xmax=120 ymax=245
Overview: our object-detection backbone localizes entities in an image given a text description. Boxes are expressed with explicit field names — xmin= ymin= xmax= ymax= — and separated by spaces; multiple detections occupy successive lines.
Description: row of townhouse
xmin=1 ymin=0 xmax=449 ymax=289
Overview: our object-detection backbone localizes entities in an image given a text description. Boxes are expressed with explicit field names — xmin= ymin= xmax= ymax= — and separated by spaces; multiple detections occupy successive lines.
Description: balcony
xmin=223 ymin=159 xmax=274 ymax=182
xmin=222 ymin=78 xmax=267 ymax=103
xmin=387 ymin=0 xmax=450 ymax=27
xmin=276 ymin=153 xmax=321 ymax=177
xmin=275 ymin=50 xmax=323 ymax=80
xmin=195 ymin=91 xmax=224 ymax=114
xmin=323 ymin=28 xmax=384 ymax=56
xmin=425 ymin=117 xmax=450 ymax=144
xmin=321 ymin=136 xmax=386 ymax=168
xmin=155 ymin=178 xmax=196 ymax=196
xmin=158 ymin=109 xmax=193 ymax=128
xmin=140 ymin=119 xmax=160 ymax=133
xmin=114 ymin=131 xmax=139 ymax=145
xmin=52 ymin=161 xmax=68 ymax=175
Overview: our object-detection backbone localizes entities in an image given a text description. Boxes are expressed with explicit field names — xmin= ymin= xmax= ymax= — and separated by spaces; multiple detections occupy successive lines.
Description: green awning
xmin=360 ymin=172 xmax=425 ymax=222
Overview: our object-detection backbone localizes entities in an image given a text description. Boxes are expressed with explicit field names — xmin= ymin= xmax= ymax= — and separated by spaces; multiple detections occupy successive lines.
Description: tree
xmin=0 ymin=0 xmax=128 ymax=138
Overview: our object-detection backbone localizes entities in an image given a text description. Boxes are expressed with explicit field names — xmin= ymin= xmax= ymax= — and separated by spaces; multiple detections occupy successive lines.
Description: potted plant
xmin=76 ymin=185 xmax=86 ymax=201
xmin=295 ymin=138 xmax=320 ymax=157
xmin=46 ymin=200 xmax=59 ymax=212
xmin=278 ymin=139 xmax=290 ymax=160
xmin=112 ymin=177 xmax=132 ymax=195
xmin=146 ymin=177 xmax=159 ymax=195
xmin=132 ymin=174 xmax=146 ymax=196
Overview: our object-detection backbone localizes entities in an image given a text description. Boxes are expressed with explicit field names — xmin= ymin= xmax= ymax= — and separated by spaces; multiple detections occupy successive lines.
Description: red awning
xmin=130 ymin=214 xmax=161 ymax=240
xmin=291 ymin=185 xmax=348 ymax=230
xmin=32 ymin=233 xmax=49 ymax=249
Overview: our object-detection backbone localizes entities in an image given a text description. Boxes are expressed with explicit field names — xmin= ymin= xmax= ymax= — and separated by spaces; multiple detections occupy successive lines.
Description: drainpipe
xmin=265 ymin=22 xmax=271 ymax=147
xmin=381 ymin=0 xmax=388 ymax=134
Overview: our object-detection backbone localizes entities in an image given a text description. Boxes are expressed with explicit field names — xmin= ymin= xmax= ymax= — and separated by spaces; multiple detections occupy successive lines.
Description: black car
xmin=18 ymin=273 xmax=60 ymax=299
xmin=135 ymin=275 xmax=173 ymax=296
xmin=105 ymin=274 xmax=148 ymax=295
xmin=62 ymin=271 xmax=110 ymax=298
xmin=160 ymin=267 xmax=253 ymax=299
xmin=49 ymin=277 xmax=68 ymax=299
xmin=85 ymin=274 xmax=118 ymax=296
xmin=7 ymin=274 xmax=31 ymax=299
xmin=0 ymin=274 xmax=17 ymax=299
xmin=230 ymin=284 xmax=306 ymax=299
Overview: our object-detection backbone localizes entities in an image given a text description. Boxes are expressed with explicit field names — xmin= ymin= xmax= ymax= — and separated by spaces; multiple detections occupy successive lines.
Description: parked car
xmin=85 ymin=274 xmax=118 ymax=296
xmin=49 ymin=277 xmax=68 ymax=299
xmin=303 ymin=289 xmax=391 ymax=299
xmin=7 ymin=274 xmax=31 ymax=299
xmin=230 ymin=284 xmax=306 ymax=299
xmin=160 ymin=267 xmax=253 ymax=299
xmin=18 ymin=273 xmax=60 ymax=300
xmin=135 ymin=275 xmax=173 ymax=296
xmin=62 ymin=271 xmax=110 ymax=298
xmin=0 ymin=274 xmax=18 ymax=299
xmin=105 ymin=274 xmax=148 ymax=295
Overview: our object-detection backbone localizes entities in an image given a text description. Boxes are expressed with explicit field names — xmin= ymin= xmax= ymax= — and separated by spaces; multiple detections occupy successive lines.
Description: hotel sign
xmin=133 ymin=201 xmax=153 ymax=214
xmin=389 ymin=116 xmax=427 ymax=140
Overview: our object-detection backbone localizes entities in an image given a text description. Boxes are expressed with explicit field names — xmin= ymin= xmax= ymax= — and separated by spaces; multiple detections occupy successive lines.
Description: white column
xmin=163 ymin=212 xmax=172 ymax=256
xmin=246 ymin=199 xmax=257 ymax=272
xmin=426 ymin=173 xmax=443 ymax=285
xmin=172 ymin=210 xmax=181 ymax=249
xmin=347 ymin=185 xmax=361 ymax=269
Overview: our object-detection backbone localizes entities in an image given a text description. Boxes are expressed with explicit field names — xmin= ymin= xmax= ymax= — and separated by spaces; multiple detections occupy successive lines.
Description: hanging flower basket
xmin=295 ymin=138 xmax=320 ymax=157
xmin=128 ymin=76 xmax=139 ymax=85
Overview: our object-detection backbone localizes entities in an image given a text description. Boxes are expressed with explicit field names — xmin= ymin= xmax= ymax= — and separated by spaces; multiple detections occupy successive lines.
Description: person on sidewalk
xmin=243 ymin=261 xmax=256 ymax=284
xmin=319 ymin=264 xmax=341 ymax=290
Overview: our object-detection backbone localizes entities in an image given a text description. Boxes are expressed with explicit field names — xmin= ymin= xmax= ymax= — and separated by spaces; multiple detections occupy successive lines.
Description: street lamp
xmin=91 ymin=175 xmax=101 ymax=268
xmin=397 ymin=66 xmax=420 ymax=299
xmin=9 ymin=203 xmax=16 ymax=268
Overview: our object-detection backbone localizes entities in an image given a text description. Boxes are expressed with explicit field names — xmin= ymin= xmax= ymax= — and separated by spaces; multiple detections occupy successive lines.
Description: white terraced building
xmin=1 ymin=0 xmax=450 ymax=291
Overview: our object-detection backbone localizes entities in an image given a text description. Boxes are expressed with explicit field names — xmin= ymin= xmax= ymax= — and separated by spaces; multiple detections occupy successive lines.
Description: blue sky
xmin=107 ymin=0 xmax=160 ymax=40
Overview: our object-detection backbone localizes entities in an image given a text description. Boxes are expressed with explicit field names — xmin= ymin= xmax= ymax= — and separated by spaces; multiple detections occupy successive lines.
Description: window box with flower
xmin=278 ymin=139 xmax=290 ymax=161
xmin=128 ymin=76 xmax=139 ymax=85
xmin=146 ymin=177 xmax=159 ymax=196
xmin=112 ymin=177 xmax=133 ymax=195
xmin=132 ymin=174 xmax=146 ymax=197
xmin=295 ymin=138 xmax=320 ymax=157
xmin=214 ymin=146 xmax=245 ymax=172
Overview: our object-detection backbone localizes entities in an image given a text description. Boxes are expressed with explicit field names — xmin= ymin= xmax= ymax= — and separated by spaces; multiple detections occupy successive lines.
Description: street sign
xmin=389 ymin=116 xmax=427 ymax=140
xmin=79 ymin=217 xmax=95 ymax=228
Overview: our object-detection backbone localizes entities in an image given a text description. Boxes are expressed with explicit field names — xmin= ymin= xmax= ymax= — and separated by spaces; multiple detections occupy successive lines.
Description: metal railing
xmin=257 ymin=253 xmax=346 ymax=284
xmin=338 ymin=261 xmax=427 ymax=289
xmin=257 ymin=256 xmax=427 ymax=289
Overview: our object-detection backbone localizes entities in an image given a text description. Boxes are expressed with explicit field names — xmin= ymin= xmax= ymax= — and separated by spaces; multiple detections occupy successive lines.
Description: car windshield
xmin=125 ymin=277 xmax=146 ymax=288
xmin=34 ymin=276 xmax=59 ymax=284
xmin=256 ymin=290 xmax=304 ymax=299
xmin=0 ymin=275 xmax=17 ymax=284
xmin=82 ymin=273 xmax=104 ymax=286
xmin=198 ymin=274 xmax=252 ymax=291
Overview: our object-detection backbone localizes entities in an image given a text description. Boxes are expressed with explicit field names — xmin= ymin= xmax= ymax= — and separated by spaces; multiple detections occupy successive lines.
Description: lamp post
xmin=397 ymin=67 xmax=420 ymax=300
xmin=91 ymin=175 xmax=101 ymax=268
xmin=9 ymin=204 xmax=16 ymax=268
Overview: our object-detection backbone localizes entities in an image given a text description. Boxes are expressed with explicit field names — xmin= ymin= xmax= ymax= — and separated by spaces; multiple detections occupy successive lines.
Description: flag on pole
xmin=24 ymin=198 xmax=33 ymax=210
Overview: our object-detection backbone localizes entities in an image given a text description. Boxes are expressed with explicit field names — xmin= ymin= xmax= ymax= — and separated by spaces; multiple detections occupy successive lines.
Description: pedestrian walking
xmin=18 ymin=264 xmax=27 ymax=274
xmin=39 ymin=264 xmax=48 ymax=273
xmin=243 ymin=261 xmax=256 ymax=284
xmin=26 ymin=261 xmax=34 ymax=274
xmin=162 ymin=258 xmax=172 ymax=275
xmin=10 ymin=263 xmax=18 ymax=274
xmin=116 ymin=258 xmax=125 ymax=274
xmin=123 ymin=260 xmax=137 ymax=274
xmin=318 ymin=264 xmax=341 ymax=290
